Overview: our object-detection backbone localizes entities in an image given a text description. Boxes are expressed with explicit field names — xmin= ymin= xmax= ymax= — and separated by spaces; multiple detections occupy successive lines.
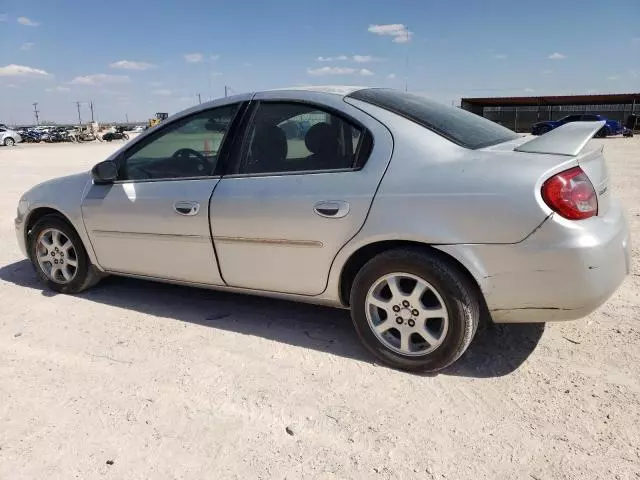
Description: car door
xmin=210 ymin=91 xmax=393 ymax=295
xmin=81 ymin=101 xmax=245 ymax=284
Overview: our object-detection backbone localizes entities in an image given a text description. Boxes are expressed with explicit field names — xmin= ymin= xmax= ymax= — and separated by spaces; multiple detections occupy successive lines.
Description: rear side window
xmin=348 ymin=89 xmax=519 ymax=149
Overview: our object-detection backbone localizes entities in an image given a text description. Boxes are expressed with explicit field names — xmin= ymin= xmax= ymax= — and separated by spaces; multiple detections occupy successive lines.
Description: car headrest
xmin=305 ymin=122 xmax=338 ymax=154
xmin=253 ymin=124 xmax=288 ymax=161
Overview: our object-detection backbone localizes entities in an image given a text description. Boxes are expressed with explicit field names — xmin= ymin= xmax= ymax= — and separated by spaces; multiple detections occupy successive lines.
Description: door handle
xmin=313 ymin=200 xmax=350 ymax=219
xmin=173 ymin=201 xmax=200 ymax=216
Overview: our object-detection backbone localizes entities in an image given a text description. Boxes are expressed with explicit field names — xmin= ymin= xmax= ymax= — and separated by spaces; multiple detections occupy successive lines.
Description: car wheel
xmin=29 ymin=215 xmax=101 ymax=294
xmin=596 ymin=127 xmax=609 ymax=138
xmin=4 ymin=137 xmax=15 ymax=146
xmin=350 ymin=249 xmax=480 ymax=372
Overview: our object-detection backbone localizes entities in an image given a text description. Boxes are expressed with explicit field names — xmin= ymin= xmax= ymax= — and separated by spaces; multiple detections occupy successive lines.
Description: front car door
xmin=81 ymin=99 xmax=247 ymax=285
xmin=210 ymin=90 xmax=393 ymax=295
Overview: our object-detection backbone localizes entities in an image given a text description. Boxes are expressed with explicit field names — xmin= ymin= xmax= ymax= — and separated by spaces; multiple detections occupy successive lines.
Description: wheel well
xmin=25 ymin=207 xmax=75 ymax=242
xmin=338 ymin=240 xmax=484 ymax=308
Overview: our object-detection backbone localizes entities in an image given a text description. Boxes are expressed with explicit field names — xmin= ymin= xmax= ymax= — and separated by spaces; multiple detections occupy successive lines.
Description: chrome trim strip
xmin=213 ymin=236 xmax=323 ymax=247
xmin=92 ymin=230 xmax=211 ymax=243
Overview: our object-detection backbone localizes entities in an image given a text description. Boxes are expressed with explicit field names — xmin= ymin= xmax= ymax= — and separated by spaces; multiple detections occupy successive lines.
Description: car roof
xmin=263 ymin=85 xmax=366 ymax=96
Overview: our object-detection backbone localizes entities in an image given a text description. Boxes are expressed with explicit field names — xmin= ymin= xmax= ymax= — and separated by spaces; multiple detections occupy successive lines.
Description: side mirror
xmin=91 ymin=160 xmax=118 ymax=184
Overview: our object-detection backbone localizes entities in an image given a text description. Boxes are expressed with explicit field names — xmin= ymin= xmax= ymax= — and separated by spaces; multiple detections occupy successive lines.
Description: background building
xmin=461 ymin=93 xmax=640 ymax=133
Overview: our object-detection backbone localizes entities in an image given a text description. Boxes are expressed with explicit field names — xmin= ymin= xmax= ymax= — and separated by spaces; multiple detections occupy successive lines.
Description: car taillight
xmin=541 ymin=166 xmax=598 ymax=220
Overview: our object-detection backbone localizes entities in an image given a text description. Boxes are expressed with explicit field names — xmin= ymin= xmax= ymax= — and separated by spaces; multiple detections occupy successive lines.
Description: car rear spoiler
xmin=514 ymin=120 xmax=605 ymax=156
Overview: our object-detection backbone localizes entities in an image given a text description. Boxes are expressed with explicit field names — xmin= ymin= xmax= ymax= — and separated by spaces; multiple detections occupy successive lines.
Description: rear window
xmin=347 ymin=89 xmax=519 ymax=149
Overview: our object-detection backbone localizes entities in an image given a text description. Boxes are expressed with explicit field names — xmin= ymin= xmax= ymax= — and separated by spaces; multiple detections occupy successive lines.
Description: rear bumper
xmin=439 ymin=200 xmax=630 ymax=323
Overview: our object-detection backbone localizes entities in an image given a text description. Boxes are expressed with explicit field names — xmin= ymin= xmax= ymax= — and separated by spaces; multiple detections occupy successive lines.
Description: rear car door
xmin=81 ymin=101 xmax=245 ymax=284
xmin=210 ymin=91 xmax=392 ymax=295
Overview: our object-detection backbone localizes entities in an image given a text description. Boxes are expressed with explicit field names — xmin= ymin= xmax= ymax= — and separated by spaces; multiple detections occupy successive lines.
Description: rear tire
xmin=28 ymin=215 xmax=101 ymax=294
xmin=350 ymin=249 xmax=480 ymax=372
xmin=596 ymin=126 xmax=609 ymax=138
xmin=4 ymin=137 xmax=15 ymax=146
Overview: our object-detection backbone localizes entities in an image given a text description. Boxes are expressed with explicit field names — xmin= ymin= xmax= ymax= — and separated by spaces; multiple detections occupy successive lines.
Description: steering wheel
xmin=172 ymin=148 xmax=210 ymax=176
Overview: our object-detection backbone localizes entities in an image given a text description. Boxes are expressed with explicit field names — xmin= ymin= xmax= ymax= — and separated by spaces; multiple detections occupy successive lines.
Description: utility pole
xmin=125 ymin=113 xmax=129 ymax=123
xmin=224 ymin=86 xmax=228 ymax=98
xmin=75 ymin=101 xmax=82 ymax=126
xmin=197 ymin=93 xmax=202 ymax=104
xmin=89 ymin=101 xmax=95 ymax=123
xmin=32 ymin=102 xmax=40 ymax=125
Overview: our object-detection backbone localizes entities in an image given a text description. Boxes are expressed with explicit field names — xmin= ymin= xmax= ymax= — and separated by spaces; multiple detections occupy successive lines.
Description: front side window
xmin=119 ymin=104 xmax=238 ymax=181
xmin=237 ymin=102 xmax=364 ymax=175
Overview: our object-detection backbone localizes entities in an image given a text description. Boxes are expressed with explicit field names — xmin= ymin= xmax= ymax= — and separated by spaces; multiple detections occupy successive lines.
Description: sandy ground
xmin=0 ymin=137 xmax=638 ymax=480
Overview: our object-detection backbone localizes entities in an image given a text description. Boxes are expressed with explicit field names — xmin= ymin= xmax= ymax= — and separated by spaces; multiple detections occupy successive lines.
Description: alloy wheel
xmin=365 ymin=272 xmax=449 ymax=356
xmin=35 ymin=228 xmax=79 ymax=284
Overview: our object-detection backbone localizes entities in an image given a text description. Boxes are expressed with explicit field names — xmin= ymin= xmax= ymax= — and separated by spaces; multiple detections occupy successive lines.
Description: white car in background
xmin=0 ymin=126 xmax=22 ymax=146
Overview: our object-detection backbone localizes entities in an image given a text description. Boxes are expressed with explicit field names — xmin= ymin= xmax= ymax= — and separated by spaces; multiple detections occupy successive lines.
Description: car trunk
xmin=485 ymin=122 xmax=611 ymax=216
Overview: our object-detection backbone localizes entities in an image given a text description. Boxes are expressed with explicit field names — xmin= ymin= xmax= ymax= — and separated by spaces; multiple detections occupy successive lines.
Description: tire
xmin=350 ymin=249 xmax=480 ymax=372
xmin=596 ymin=127 xmax=609 ymax=138
xmin=4 ymin=137 xmax=15 ymax=146
xmin=28 ymin=215 xmax=101 ymax=294
xmin=123 ymin=134 xmax=129 ymax=140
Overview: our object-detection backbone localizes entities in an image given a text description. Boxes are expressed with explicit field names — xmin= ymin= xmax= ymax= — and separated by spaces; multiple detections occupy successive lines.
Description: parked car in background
xmin=531 ymin=114 xmax=625 ymax=137
xmin=0 ymin=126 xmax=22 ymax=146
xmin=14 ymin=87 xmax=630 ymax=372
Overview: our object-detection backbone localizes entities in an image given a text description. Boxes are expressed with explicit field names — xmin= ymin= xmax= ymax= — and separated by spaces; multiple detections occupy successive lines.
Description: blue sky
xmin=1 ymin=0 xmax=639 ymax=124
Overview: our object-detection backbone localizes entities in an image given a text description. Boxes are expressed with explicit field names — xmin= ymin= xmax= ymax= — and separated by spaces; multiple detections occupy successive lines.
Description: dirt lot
xmin=0 ymin=138 xmax=638 ymax=480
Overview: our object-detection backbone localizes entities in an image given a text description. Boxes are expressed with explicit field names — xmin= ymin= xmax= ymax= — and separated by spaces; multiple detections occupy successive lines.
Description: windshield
xmin=348 ymin=89 xmax=519 ymax=149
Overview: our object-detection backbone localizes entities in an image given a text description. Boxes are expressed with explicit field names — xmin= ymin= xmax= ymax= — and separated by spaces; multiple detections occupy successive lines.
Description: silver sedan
xmin=14 ymin=87 xmax=630 ymax=371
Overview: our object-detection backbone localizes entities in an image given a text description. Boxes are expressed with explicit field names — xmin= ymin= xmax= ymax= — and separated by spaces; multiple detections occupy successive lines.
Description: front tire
xmin=596 ymin=126 xmax=609 ymax=138
xmin=350 ymin=249 xmax=480 ymax=372
xmin=4 ymin=137 xmax=15 ymax=146
xmin=28 ymin=215 xmax=101 ymax=294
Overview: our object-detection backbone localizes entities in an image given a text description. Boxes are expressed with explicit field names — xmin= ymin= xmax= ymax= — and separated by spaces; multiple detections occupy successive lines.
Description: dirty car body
xmin=15 ymin=87 xmax=630 ymax=371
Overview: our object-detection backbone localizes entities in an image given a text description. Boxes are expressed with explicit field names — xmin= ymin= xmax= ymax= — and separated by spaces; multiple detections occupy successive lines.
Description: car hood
xmin=22 ymin=171 xmax=92 ymax=205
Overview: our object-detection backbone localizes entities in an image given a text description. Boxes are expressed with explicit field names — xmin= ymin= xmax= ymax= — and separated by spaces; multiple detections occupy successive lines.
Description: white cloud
xmin=70 ymin=74 xmax=131 ymax=85
xmin=6 ymin=84 xmax=18 ymax=88
xmin=368 ymin=23 xmax=412 ymax=43
xmin=388 ymin=73 xmax=396 ymax=79
xmin=243 ymin=62 xmax=252 ymax=67
xmin=210 ymin=72 xmax=222 ymax=77
xmin=109 ymin=60 xmax=157 ymax=70
xmin=307 ymin=66 xmax=374 ymax=76
xmin=632 ymin=37 xmax=640 ymax=43
xmin=317 ymin=55 xmax=348 ymax=62
xmin=548 ymin=52 xmax=566 ymax=60
xmin=209 ymin=54 xmax=220 ymax=61
xmin=542 ymin=69 xmax=553 ymax=75
xmin=46 ymin=86 xmax=71 ymax=93
xmin=607 ymin=75 xmax=620 ymax=81
xmin=493 ymin=54 xmax=507 ymax=60
xmin=17 ymin=16 xmax=39 ymax=26
xmin=20 ymin=42 xmax=34 ymax=51
xmin=152 ymin=89 xmax=172 ymax=96
xmin=353 ymin=55 xmax=382 ymax=63
xmin=149 ymin=81 xmax=163 ymax=87
xmin=307 ymin=66 xmax=357 ymax=75
xmin=184 ymin=53 xmax=204 ymax=63
xmin=0 ymin=13 xmax=7 ymax=22
xmin=0 ymin=64 xmax=49 ymax=77
xmin=524 ymin=88 xmax=535 ymax=93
